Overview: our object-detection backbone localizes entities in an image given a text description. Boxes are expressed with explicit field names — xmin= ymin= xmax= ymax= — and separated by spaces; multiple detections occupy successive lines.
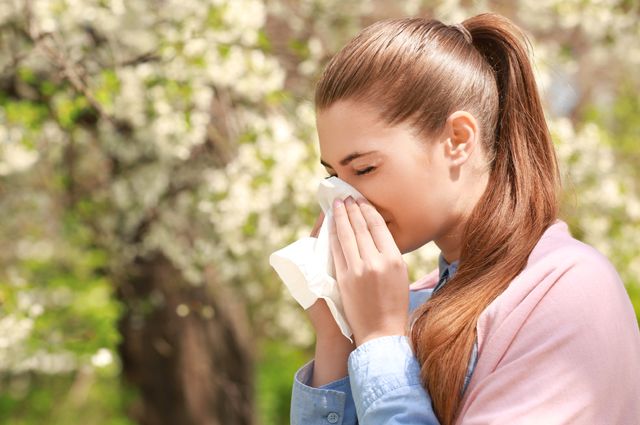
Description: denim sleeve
xmin=347 ymin=335 xmax=439 ymax=424
xmin=290 ymin=290 xmax=439 ymax=425
xmin=290 ymin=358 xmax=358 ymax=425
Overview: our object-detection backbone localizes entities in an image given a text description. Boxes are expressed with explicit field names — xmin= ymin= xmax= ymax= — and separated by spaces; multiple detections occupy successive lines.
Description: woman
xmin=289 ymin=12 xmax=640 ymax=425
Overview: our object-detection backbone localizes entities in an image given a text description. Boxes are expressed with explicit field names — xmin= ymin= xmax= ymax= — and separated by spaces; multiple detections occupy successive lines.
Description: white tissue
xmin=269 ymin=177 xmax=364 ymax=342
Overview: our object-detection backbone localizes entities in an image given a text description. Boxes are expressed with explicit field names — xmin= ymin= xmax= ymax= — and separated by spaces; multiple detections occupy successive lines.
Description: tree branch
xmin=23 ymin=0 xmax=120 ymax=126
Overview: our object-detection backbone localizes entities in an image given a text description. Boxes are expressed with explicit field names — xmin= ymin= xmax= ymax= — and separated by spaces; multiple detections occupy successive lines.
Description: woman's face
xmin=317 ymin=100 xmax=486 ymax=258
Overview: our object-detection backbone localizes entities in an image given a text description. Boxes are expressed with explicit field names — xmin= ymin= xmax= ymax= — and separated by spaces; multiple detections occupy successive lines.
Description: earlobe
xmin=444 ymin=111 xmax=479 ymax=166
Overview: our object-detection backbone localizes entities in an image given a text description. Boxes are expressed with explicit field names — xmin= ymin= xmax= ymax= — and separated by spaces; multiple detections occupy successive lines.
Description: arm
xmin=291 ymin=333 xmax=440 ymax=425
xmin=291 ymin=357 xmax=357 ymax=425
xmin=290 ymin=297 xmax=359 ymax=425
xmin=290 ymin=212 xmax=359 ymax=424
xmin=304 ymin=296 xmax=356 ymax=389
xmin=347 ymin=335 xmax=439 ymax=425
xmin=291 ymin=291 xmax=441 ymax=425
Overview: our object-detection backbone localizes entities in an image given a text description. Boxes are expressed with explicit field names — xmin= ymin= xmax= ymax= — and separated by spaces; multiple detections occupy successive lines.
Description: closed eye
xmin=324 ymin=166 xmax=376 ymax=179
xmin=356 ymin=166 xmax=376 ymax=175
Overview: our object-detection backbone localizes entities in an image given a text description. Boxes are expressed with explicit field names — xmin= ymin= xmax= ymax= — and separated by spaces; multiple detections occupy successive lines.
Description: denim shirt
xmin=290 ymin=255 xmax=479 ymax=425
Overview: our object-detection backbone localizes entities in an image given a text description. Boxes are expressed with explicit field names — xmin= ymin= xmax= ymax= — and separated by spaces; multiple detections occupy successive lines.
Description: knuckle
xmin=367 ymin=259 xmax=384 ymax=274
xmin=357 ymin=259 xmax=382 ymax=276
xmin=385 ymin=255 xmax=403 ymax=268
xmin=351 ymin=264 xmax=365 ymax=279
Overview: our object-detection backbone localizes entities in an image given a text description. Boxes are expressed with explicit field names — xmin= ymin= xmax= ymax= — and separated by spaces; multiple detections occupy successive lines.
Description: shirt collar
xmin=438 ymin=253 xmax=459 ymax=282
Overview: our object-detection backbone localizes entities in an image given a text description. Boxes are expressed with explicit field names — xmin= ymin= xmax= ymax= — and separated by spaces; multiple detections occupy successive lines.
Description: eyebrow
xmin=320 ymin=151 xmax=378 ymax=169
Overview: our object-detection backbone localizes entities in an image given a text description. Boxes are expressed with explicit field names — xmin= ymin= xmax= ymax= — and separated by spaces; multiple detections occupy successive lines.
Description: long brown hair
xmin=314 ymin=13 xmax=560 ymax=424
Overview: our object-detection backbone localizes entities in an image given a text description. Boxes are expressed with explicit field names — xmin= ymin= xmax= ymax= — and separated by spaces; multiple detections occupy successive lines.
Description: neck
xmin=437 ymin=165 xmax=490 ymax=264
xmin=434 ymin=223 xmax=463 ymax=264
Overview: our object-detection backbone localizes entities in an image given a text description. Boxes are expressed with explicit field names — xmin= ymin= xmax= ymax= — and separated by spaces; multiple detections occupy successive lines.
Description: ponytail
xmin=409 ymin=13 xmax=560 ymax=424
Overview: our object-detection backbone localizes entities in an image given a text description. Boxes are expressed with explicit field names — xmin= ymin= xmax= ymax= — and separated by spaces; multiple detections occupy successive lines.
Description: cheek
xmin=392 ymin=186 xmax=447 ymax=251
xmin=356 ymin=167 xmax=444 ymax=248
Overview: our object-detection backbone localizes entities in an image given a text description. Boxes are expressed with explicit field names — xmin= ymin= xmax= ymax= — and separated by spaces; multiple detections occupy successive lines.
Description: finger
xmin=344 ymin=196 xmax=379 ymax=257
xmin=328 ymin=216 xmax=347 ymax=277
xmin=357 ymin=198 xmax=401 ymax=256
xmin=310 ymin=211 xmax=325 ymax=238
xmin=332 ymin=198 xmax=361 ymax=268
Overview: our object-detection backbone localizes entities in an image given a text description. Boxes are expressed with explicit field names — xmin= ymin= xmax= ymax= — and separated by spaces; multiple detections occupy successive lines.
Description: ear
xmin=443 ymin=111 xmax=479 ymax=167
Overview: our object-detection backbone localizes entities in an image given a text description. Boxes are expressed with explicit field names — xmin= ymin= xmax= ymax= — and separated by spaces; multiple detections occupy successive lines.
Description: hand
xmin=330 ymin=196 xmax=409 ymax=347
xmin=305 ymin=211 xmax=352 ymax=341
xmin=306 ymin=297 xmax=350 ymax=341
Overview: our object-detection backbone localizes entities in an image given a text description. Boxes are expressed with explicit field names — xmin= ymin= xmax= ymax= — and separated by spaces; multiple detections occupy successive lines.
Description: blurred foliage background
xmin=0 ymin=0 xmax=638 ymax=424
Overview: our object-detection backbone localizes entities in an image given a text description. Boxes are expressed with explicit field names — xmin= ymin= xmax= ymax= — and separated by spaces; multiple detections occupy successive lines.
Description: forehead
xmin=316 ymin=101 xmax=393 ymax=162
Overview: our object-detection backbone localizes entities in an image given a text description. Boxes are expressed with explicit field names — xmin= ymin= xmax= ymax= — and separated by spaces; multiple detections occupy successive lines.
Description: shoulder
xmin=529 ymin=220 xmax=617 ymax=274
xmin=477 ymin=219 xmax=638 ymax=354
xmin=522 ymin=220 xmax=624 ymax=305
xmin=461 ymin=221 xmax=640 ymax=421
xmin=505 ymin=219 xmax=623 ymax=304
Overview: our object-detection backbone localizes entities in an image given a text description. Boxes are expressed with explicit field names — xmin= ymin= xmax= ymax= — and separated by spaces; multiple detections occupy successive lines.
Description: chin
xmin=388 ymin=223 xmax=426 ymax=254
xmin=400 ymin=243 xmax=420 ymax=255
xmin=395 ymin=231 xmax=433 ymax=254
xmin=391 ymin=231 xmax=414 ymax=254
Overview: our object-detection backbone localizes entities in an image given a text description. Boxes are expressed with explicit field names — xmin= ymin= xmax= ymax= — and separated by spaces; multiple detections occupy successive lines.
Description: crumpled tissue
xmin=269 ymin=177 xmax=364 ymax=342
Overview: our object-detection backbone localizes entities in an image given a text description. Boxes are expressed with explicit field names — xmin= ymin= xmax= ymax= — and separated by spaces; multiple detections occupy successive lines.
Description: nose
xmin=329 ymin=176 xmax=388 ymax=221
xmin=359 ymin=198 xmax=391 ymax=224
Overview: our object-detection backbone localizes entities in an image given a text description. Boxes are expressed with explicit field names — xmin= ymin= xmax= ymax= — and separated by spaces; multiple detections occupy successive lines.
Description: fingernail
xmin=333 ymin=198 xmax=343 ymax=208
xmin=344 ymin=196 xmax=354 ymax=205
xmin=355 ymin=197 xmax=367 ymax=205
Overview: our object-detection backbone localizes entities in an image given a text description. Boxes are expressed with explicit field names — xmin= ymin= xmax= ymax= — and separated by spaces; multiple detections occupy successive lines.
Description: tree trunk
xmin=117 ymin=252 xmax=254 ymax=425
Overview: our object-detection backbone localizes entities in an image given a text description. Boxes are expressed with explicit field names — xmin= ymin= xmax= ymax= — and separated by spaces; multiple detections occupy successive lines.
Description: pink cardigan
xmin=409 ymin=220 xmax=640 ymax=424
